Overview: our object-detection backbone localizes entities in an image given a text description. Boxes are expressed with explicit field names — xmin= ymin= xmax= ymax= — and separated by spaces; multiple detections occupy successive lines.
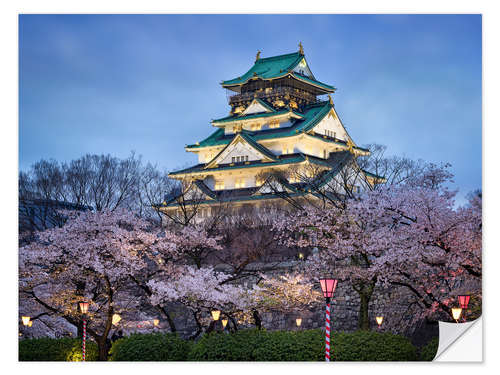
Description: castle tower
xmin=159 ymin=46 xmax=384 ymax=220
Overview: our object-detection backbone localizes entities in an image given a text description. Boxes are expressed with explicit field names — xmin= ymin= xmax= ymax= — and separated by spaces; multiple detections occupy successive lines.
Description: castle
xmin=159 ymin=44 xmax=383 ymax=220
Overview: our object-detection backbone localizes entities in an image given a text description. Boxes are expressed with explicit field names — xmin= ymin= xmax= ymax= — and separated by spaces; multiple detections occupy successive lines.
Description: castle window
xmin=282 ymin=146 xmax=293 ymax=155
xmin=235 ymin=178 xmax=246 ymax=189
xmin=215 ymin=180 xmax=225 ymax=190
xmin=269 ymin=120 xmax=280 ymax=129
xmin=323 ymin=150 xmax=329 ymax=159
xmin=250 ymin=123 xmax=261 ymax=131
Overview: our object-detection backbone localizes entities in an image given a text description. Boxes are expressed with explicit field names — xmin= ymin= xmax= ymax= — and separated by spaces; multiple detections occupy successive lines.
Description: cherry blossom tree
xmin=19 ymin=209 xmax=175 ymax=360
xmin=276 ymin=164 xmax=481 ymax=330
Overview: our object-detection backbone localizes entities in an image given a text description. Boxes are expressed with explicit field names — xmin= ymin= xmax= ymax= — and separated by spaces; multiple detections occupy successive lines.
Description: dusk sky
xmin=19 ymin=14 xmax=482 ymax=203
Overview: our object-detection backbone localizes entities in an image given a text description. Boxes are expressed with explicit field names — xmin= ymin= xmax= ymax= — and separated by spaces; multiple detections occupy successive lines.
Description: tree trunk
xmin=358 ymin=292 xmax=371 ymax=330
xmin=353 ymin=278 xmax=376 ymax=331
xmin=252 ymin=310 xmax=262 ymax=330
xmin=97 ymin=338 xmax=109 ymax=361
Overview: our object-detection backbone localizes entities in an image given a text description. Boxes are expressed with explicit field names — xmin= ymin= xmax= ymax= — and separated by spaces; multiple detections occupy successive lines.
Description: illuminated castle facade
xmin=159 ymin=44 xmax=383 ymax=219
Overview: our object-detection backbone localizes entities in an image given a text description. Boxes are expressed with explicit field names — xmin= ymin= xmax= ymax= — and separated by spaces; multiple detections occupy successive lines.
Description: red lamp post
xmin=319 ymin=278 xmax=338 ymax=362
xmin=79 ymin=301 xmax=89 ymax=361
xmin=458 ymin=295 xmax=471 ymax=322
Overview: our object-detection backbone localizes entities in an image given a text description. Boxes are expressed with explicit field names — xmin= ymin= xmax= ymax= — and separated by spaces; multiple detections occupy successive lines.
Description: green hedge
xmin=188 ymin=329 xmax=417 ymax=361
xmin=109 ymin=333 xmax=192 ymax=361
xmin=19 ymin=330 xmax=419 ymax=361
xmin=420 ymin=337 xmax=439 ymax=361
xmin=19 ymin=337 xmax=98 ymax=361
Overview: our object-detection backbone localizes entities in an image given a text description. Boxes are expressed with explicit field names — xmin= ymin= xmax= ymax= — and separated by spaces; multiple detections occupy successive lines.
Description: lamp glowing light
xmin=79 ymin=301 xmax=89 ymax=314
xmin=211 ymin=310 xmax=221 ymax=321
xmin=28 ymin=321 xmax=33 ymax=327
xmin=296 ymin=318 xmax=302 ymax=327
xmin=458 ymin=295 xmax=471 ymax=309
xmin=319 ymin=278 xmax=338 ymax=299
xmin=112 ymin=313 xmax=121 ymax=326
xmin=153 ymin=319 xmax=160 ymax=327
xmin=375 ymin=316 xmax=384 ymax=328
xmin=222 ymin=319 xmax=228 ymax=328
xmin=21 ymin=316 xmax=31 ymax=326
xmin=451 ymin=307 xmax=462 ymax=323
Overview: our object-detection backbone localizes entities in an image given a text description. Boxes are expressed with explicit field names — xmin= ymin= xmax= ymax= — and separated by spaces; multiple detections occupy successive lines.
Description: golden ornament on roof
xmin=299 ymin=41 xmax=304 ymax=55
xmin=255 ymin=50 xmax=261 ymax=62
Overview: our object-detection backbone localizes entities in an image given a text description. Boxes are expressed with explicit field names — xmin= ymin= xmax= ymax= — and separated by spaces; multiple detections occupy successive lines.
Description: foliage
xmin=188 ymin=329 xmax=417 ymax=361
xmin=331 ymin=331 xmax=417 ymax=361
xmin=19 ymin=209 xmax=176 ymax=360
xmin=19 ymin=337 xmax=98 ymax=361
xmin=420 ymin=337 xmax=439 ymax=361
xmin=108 ymin=333 xmax=192 ymax=361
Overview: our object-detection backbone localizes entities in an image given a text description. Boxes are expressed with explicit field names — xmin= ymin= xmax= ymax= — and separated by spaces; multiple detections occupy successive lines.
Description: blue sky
xmin=19 ymin=14 xmax=482 ymax=203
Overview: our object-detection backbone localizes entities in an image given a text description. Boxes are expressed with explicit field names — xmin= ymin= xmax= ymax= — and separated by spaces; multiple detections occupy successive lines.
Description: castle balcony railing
xmin=227 ymin=86 xmax=320 ymax=106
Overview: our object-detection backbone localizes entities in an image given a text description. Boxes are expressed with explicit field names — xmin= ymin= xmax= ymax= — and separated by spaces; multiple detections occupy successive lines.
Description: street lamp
xmin=458 ymin=295 xmax=471 ymax=322
xmin=79 ymin=301 xmax=89 ymax=361
xmin=112 ymin=313 xmax=121 ymax=326
xmin=319 ymin=278 xmax=338 ymax=362
xmin=21 ymin=316 xmax=31 ymax=327
xmin=375 ymin=316 xmax=384 ymax=329
xmin=296 ymin=318 xmax=302 ymax=328
xmin=451 ymin=307 xmax=462 ymax=323
xmin=153 ymin=319 xmax=160 ymax=327
xmin=221 ymin=318 xmax=228 ymax=332
xmin=211 ymin=310 xmax=221 ymax=321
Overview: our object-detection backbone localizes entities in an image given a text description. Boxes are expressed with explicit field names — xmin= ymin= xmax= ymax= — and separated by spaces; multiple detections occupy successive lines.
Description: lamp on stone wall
xmin=112 ymin=313 xmax=121 ymax=326
xmin=21 ymin=316 xmax=31 ymax=326
xmin=211 ymin=310 xmax=221 ymax=321
xmin=451 ymin=307 xmax=462 ymax=323
xmin=375 ymin=316 xmax=384 ymax=329
xmin=319 ymin=278 xmax=338 ymax=362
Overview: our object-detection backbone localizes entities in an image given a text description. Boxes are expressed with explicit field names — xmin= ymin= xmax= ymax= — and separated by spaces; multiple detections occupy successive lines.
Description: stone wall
xmin=164 ymin=260 xmax=425 ymax=339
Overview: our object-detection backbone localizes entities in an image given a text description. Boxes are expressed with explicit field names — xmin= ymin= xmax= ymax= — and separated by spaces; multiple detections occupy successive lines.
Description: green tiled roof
xmin=222 ymin=52 xmax=303 ymax=86
xmin=221 ymin=52 xmax=335 ymax=92
xmin=212 ymin=109 xmax=303 ymax=124
xmin=292 ymin=73 xmax=336 ymax=92
xmin=169 ymin=154 xmax=307 ymax=176
xmin=188 ymin=101 xmax=331 ymax=149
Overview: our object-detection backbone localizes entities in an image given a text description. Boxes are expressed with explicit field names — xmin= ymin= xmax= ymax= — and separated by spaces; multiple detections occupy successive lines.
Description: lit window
xmin=269 ymin=120 xmax=280 ymax=129
xmin=250 ymin=123 xmax=261 ymax=131
xmin=215 ymin=180 xmax=225 ymax=190
xmin=235 ymin=178 xmax=246 ymax=188
xmin=282 ymin=146 xmax=292 ymax=155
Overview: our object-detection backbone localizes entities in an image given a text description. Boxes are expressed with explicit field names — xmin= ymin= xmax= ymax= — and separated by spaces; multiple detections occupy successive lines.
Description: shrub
xmin=420 ymin=337 xmax=439 ymax=361
xmin=19 ymin=337 xmax=98 ymax=361
xmin=188 ymin=329 xmax=265 ymax=361
xmin=331 ymin=331 xmax=417 ymax=361
xmin=108 ymin=333 xmax=192 ymax=361
xmin=188 ymin=329 xmax=417 ymax=361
